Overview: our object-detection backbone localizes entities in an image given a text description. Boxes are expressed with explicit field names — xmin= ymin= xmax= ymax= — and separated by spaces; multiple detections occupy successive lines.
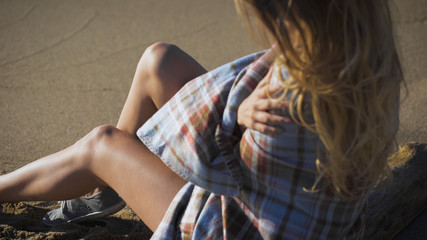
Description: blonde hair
xmin=235 ymin=0 xmax=404 ymax=198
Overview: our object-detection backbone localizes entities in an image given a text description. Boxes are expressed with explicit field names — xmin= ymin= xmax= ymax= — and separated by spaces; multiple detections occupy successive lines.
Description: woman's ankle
xmin=84 ymin=186 xmax=107 ymax=197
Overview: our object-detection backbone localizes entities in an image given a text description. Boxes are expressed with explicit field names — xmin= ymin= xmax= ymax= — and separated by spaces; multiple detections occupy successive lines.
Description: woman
xmin=0 ymin=0 xmax=402 ymax=239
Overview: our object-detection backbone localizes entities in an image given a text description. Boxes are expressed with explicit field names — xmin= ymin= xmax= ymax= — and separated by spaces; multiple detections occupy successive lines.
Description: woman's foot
xmin=43 ymin=187 xmax=125 ymax=226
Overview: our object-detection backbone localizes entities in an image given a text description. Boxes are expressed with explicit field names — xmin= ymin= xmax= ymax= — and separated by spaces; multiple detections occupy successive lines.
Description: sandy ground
xmin=0 ymin=0 xmax=425 ymax=239
xmin=0 ymin=202 xmax=152 ymax=239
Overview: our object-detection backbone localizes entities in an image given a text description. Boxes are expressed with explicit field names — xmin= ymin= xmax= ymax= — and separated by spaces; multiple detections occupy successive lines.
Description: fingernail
xmin=284 ymin=117 xmax=292 ymax=123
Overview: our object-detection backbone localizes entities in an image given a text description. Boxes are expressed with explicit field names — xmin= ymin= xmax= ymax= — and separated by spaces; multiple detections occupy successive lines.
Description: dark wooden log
xmin=365 ymin=143 xmax=427 ymax=239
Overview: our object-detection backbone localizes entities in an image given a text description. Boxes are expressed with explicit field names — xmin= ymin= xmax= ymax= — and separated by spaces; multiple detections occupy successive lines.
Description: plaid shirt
xmin=138 ymin=50 xmax=367 ymax=239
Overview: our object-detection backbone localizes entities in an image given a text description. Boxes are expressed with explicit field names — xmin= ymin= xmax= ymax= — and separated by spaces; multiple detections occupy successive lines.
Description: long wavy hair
xmin=235 ymin=0 xmax=404 ymax=198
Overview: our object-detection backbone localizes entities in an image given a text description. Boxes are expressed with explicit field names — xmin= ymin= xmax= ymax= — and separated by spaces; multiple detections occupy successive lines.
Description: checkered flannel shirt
xmin=138 ymin=50 xmax=367 ymax=239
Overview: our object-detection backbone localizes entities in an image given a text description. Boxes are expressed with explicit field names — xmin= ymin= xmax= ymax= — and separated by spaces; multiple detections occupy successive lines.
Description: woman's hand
xmin=237 ymin=72 xmax=291 ymax=134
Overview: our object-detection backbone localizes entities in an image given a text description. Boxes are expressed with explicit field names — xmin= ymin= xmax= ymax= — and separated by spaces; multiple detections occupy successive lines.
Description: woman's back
xmin=236 ymin=0 xmax=403 ymax=199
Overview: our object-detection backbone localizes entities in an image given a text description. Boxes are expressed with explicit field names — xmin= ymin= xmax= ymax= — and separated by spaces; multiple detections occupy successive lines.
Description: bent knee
xmin=91 ymin=124 xmax=120 ymax=142
xmin=144 ymin=42 xmax=178 ymax=58
xmin=138 ymin=42 xmax=191 ymax=81
xmin=77 ymin=125 xmax=119 ymax=152
xmin=137 ymin=42 xmax=179 ymax=73
xmin=68 ymin=125 xmax=120 ymax=168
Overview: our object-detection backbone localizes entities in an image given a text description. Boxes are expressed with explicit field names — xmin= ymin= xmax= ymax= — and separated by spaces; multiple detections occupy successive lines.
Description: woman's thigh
xmin=86 ymin=125 xmax=186 ymax=232
xmin=117 ymin=42 xmax=206 ymax=134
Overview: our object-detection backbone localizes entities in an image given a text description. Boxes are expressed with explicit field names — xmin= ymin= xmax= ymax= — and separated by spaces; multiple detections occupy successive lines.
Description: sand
xmin=0 ymin=0 xmax=426 ymax=239
xmin=1 ymin=202 xmax=152 ymax=239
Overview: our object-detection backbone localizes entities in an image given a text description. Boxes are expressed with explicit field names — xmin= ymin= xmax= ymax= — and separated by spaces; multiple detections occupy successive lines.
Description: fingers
xmin=237 ymin=70 xmax=292 ymax=134
xmin=253 ymin=111 xmax=289 ymax=125
xmin=255 ymin=99 xmax=289 ymax=112
xmin=256 ymin=83 xmax=284 ymax=99
xmin=252 ymin=122 xmax=283 ymax=134
xmin=248 ymin=112 xmax=292 ymax=134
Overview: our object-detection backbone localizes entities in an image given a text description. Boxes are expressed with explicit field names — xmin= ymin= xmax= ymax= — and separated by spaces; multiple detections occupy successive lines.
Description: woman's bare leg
xmin=0 ymin=125 xmax=186 ymax=231
xmin=0 ymin=42 xmax=207 ymax=231
xmin=88 ymin=42 xmax=206 ymax=195
xmin=117 ymin=41 xmax=206 ymax=134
